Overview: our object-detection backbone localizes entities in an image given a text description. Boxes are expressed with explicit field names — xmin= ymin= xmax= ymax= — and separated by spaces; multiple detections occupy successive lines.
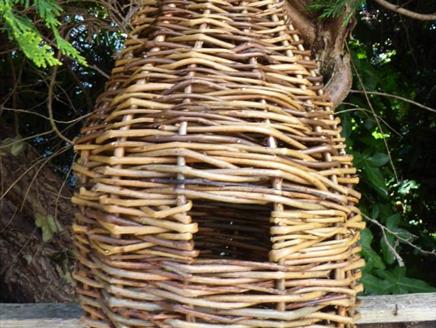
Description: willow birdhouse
xmin=72 ymin=0 xmax=365 ymax=326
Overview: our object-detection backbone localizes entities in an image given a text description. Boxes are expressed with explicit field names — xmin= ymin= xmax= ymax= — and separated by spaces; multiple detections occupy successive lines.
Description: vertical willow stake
xmin=72 ymin=0 xmax=365 ymax=326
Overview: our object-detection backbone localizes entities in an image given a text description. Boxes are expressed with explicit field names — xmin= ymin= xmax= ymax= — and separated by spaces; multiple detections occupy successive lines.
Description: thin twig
xmin=373 ymin=0 xmax=436 ymax=21
xmin=347 ymin=43 xmax=399 ymax=181
xmin=0 ymin=130 xmax=54 ymax=150
xmin=382 ymin=229 xmax=405 ymax=267
xmin=19 ymin=146 xmax=71 ymax=212
xmin=47 ymin=66 xmax=74 ymax=145
xmin=364 ymin=214 xmax=436 ymax=256
xmin=54 ymin=153 xmax=76 ymax=223
xmin=336 ymin=105 xmax=401 ymax=137
xmin=90 ymin=64 xmax=110 ymax=79
xmin=349 ymin=90 xmax=436 ymax=114
xmin=1 ymin=107 xmax=92 ymax=124
xmin=1 ymin=227 xmax=38 ymax=277
xmin=0 ymin=147 xmax=68 ymax=201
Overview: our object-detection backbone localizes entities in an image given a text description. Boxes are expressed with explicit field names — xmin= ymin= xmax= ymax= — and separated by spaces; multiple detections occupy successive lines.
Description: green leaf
xmin=367 ymin=153 xmax=389 ymax=167
xmin=370 ymin=204 xmax=380 ymax=220
xmin=386 ymin=214 xmax=415 ymax=241
xmin=385 ymin=214 xmax=401 ymax=229
xmin=376 ymin=268 xmax=436 ymax=294
xmin=397 ymin=179 xmax=419 ymax=195
xmin=364 ymin=118 xmax=375 ymax=130
xmin=0 ymin=136 xmax=26 ymax=156
xmin=53 ymin=29 xmax=87 ymax=66
xmin=361 ymin=272 xmax=391 ymax=295
xmin=379 ymin=214 xmax=415 ymax=264
xmin=0 ymin=0 xmax=86 ymax=67
xmin=359 ymin=65 xmax=380 ymax=91
xmin=35 ymin=213 xmax=61 ymax=242
xmin=360 ymin=228 xmax=385 ymax=271
xmin=341 ymin=112 xmax=351 ymax=138
xmin=380 ymin=232 xmax=396 ymax=265
xmin=308 ymin=0 xmax=365 ymax=24
xmin=35 ymin=0 xmax=62 ymax=28
xmin=10 ymin=139 xmax=25 ymax=156
xmin=362 ymin=162 xmax=388 ymax=197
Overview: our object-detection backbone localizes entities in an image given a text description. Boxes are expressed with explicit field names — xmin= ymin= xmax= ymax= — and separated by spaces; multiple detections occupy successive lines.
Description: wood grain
xmin=357 ymin=293 xmax=436 ymax=324
xmin=0 ymin=293 xmax=435 ymax=327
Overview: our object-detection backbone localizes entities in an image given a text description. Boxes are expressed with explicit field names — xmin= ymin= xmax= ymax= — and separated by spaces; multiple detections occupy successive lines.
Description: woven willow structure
xmin=72 ymin=0 xmax=365 ymax=326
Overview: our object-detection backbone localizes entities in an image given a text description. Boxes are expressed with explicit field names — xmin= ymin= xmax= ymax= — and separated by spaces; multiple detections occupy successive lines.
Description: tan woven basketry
xmin=72 ymin=0 xmax=365 ymax=326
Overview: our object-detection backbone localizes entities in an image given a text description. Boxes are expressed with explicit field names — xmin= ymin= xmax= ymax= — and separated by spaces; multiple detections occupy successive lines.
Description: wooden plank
xmin=0 ymin=303 xmax=81 ymax=328
xmin=357 ymin=293 xmax=436 ymax=324
xmin=0 ymin=293 xmax=435 ymax=327
xmin=361 ymin=324 xmax=435 ymax=328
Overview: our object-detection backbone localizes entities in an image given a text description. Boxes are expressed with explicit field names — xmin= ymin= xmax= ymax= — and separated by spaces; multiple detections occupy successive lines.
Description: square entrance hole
xmin=191 ymin=201 xmax=272 ymax=262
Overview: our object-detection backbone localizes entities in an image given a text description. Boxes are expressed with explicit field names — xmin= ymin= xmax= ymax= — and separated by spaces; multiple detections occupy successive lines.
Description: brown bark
xmin=0 ymin=127 xmax=74 ymax=302
xmin=373 ymin=0 xmax=436 ymax=21
xmin=285 ymin=0 xmax=355 ymax=106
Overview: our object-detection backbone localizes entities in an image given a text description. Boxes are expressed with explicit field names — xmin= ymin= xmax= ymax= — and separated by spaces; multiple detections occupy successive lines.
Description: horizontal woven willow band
xmin=72 ymin=0 xmax=365 ymax=326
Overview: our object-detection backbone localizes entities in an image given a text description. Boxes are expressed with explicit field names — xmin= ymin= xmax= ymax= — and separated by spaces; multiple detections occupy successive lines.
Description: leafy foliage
xmin=0 ymin=0 xmax=86 ymax=67
xmin=339 ymin=6 xmax=436 ymax=293
xmin=362 ymin=267 xmax=436 ymax=295
xmin=309 ymin=0 xmax=365 ymax=22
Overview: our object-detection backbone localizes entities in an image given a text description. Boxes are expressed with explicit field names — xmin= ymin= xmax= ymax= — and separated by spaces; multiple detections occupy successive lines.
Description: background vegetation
xmin=0 ymin=0 xmax=435 ymax=301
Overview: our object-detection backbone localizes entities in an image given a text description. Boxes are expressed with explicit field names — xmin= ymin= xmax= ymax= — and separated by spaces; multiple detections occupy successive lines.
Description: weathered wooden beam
xmin=0 ymin=293 xmax=435 ymax=327
xmin=0 ymin=303 xmax=81 ymax=328
xmin=357 ymin=293 xmax=436 ymax=324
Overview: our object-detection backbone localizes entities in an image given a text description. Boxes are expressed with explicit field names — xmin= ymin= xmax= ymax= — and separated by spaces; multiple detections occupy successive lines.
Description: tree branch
xmin=373 ymin=0 xmax=436 ymax=21
xmin=47 ymin=66 xmax=73 ymax=145
xmin=349 ymin=90 xmax=436 ymax=114
xmin=284 ymin=1 xmax=356 ymax=105
xmin=285 ymin=0 xmax=317 ymax=46
xmin=364 ymin=214 xmax=436 ymax=257
xmin=325 ymin=53 xmax=353 ymax=106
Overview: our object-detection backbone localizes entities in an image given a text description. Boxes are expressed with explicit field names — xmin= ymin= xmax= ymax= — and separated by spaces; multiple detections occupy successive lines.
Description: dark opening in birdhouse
xmin=192 ymin=202 xmax=272 ymax=261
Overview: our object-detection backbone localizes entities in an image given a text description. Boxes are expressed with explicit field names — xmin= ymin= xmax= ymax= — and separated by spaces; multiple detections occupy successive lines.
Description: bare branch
xmin=1 ymin=107 xmax=92 ymax=124
xmin=349 ymin=90 xmax=436 ymax=114
xmin=90 ymin=64 xmax=110 ymax=79
xmin=47 ymin=66 xmax=73 ymax=145
xmin=364 ymin=214 xmax=436 ymax=257
xmin=382 ymin=229 xmax=405 ymax=267
xmin=373 ymin=0 xmax=436 ymax=21
xmin=336 ymin=105 xmax=402 ymax=137
xmin=285 ymin=0 xmax=317 ymax=46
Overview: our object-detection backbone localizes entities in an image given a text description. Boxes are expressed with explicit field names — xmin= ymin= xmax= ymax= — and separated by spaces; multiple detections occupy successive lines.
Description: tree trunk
xmin=285 ymin=0 xmax=355 ymax=105
xmin=0 ymin=128 xmax=74 ymax=302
